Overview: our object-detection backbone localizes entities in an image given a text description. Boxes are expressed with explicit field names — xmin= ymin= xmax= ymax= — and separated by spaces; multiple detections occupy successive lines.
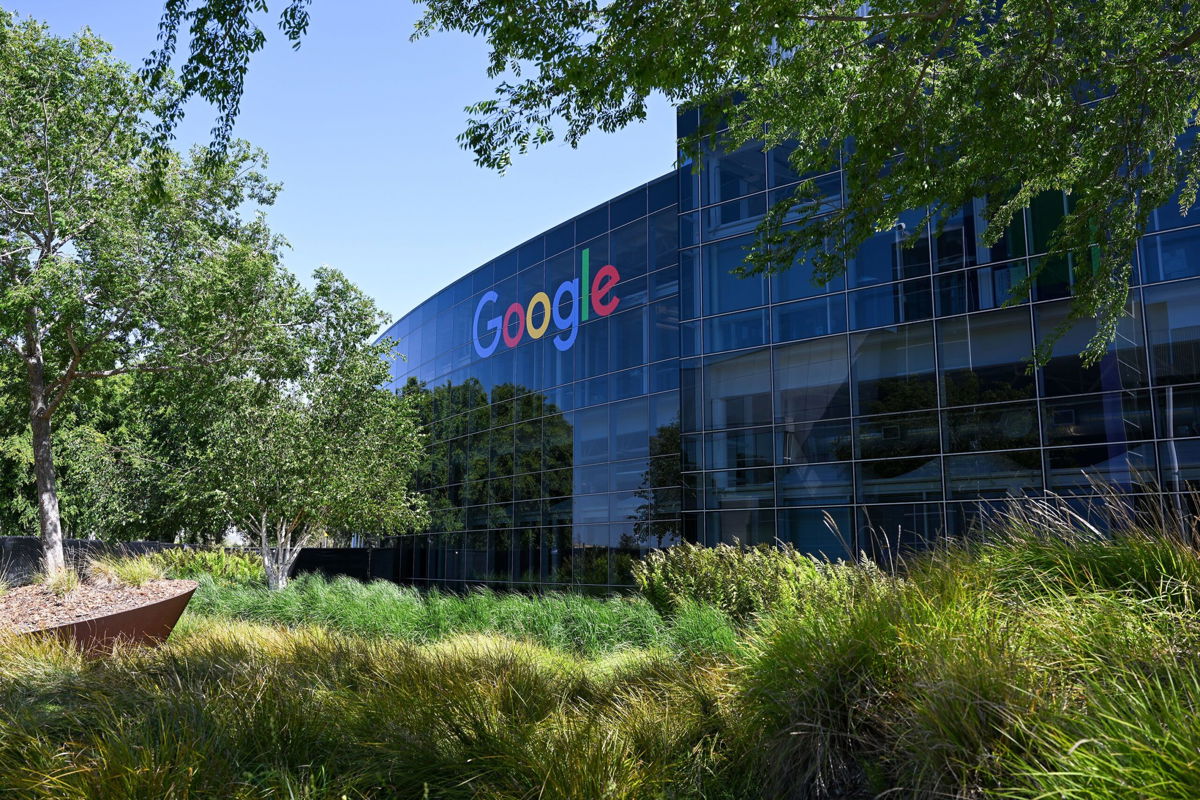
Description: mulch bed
xmin=0 ymin=579 xmax=197 ymax=634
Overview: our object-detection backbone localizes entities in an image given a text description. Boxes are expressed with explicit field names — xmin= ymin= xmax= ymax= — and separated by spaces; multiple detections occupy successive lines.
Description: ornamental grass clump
xmin=632 ymin=539 xmax=881 ymax=623
xmin=86 ymin=554 xmax=165 ymax=588
xmin=33 ymin=566 xmax=80 ymax=598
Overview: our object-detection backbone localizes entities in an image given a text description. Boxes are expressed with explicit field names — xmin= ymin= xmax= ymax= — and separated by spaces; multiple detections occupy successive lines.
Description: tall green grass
xmin=0 ymin=621 xmax=745 ymax=799
xmin=188 ymin=573 xmax=740 ymax=658
xmin=8 ymin=497 xmax=1200 ymax=797
xmin=729 ymin=499 xmax=1200 ymax=799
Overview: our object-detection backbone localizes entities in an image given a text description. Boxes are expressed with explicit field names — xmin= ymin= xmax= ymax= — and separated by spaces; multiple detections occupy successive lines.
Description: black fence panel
xmin=368 ymin=549 xmax=396 ymax=582
xmin=0 ymin=537 xmax=182 ymax=586
xmin=291 ymin=548 xmax=373 ymax=582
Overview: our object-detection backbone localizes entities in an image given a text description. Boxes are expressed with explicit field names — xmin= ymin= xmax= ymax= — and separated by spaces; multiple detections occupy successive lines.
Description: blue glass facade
xmin=385 ymin=118 xmax=1200 ymax=589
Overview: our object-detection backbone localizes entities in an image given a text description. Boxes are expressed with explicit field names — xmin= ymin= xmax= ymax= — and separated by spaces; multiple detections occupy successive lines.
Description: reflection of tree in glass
xmin=627 ymin=422 xmax=683 ymax=548
xmin=944 ymin=371 xmax=1033 ymax=408
xmin=862 ymin=376 xmax=938 ymax=415
xmin=398 ymin=377 xmax=574 ymax=536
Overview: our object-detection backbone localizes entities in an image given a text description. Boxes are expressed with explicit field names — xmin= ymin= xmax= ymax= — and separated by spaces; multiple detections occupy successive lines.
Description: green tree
xmin=191 ymin=269 xmax=429 ymax=590
xmin=0 ymin=12 xmax=287 ymax=574
xmin=149 ymin=0 xmax=1198 ymax=363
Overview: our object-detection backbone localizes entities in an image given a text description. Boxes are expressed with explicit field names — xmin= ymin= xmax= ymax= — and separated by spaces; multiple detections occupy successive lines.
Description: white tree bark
xmin=257 ymin=513 xmax=309 ymax=590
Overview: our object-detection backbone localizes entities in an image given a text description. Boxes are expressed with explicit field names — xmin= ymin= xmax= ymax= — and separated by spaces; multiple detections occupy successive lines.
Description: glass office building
xmin=384 ymin=114 xmax=1200 ymax=589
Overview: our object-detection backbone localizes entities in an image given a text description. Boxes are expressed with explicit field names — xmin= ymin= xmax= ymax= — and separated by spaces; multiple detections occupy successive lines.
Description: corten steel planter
xmin=34 ymin=583 xmax=197 ymax=655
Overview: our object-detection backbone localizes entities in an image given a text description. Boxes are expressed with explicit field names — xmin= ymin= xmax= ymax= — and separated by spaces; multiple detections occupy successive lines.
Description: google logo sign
xmin=473 ymin=248 xmax=620 ymax=358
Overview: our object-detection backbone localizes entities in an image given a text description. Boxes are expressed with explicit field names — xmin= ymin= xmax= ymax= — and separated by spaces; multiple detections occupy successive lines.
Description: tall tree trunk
xmin=24 ymin=320 xmax=65 ymax=576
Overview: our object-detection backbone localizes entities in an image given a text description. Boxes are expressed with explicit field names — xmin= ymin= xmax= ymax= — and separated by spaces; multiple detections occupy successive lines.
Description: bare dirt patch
xmin=0 ymin=579 xmax=198 ymax=633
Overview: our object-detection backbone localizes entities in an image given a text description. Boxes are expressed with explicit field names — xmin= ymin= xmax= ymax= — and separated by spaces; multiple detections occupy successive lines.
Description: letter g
xmin=473 ymin=290 xmax=501 ymax=358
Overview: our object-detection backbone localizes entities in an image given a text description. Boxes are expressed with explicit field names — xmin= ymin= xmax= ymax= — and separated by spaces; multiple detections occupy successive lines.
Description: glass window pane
xmin=1146 ymin=127 xmax=1198 ymax=232
xmin=849 ymin=278 xmax=933 ymax=329
xmin=706 ymin=467 xmax=775 ymax=510
xmin=681 ymin=358 xmax=702 ymax=432
xmin=773 ymin=295 xmax=847 ymax=343
xmin=944 ymin=451 xmax=1043 ymax=499
xmin=707 ymin=425 xmax=773 ymax=469
xmin=682 ymin=320 xmax=702 ymax=357
xmin=612 ymin=396 xmax=650 ymax=460
xmin=857 ymin=503 xmax=943 ymax=559
xmin=937 ymin=308 xmax=1035 ymax=406
xmin=932 ymin=204 xmax=975 ymax=271
xmin=1044 ymin=443 xmax=1157 ymax=495
xmin=769 ymin=234 xmax=845 ymax=302
xmin=1144 ymin=280 xmax=1200 ymax=385
xmin=775 ymin=419 xmax=853 ymax=465
xmin=704 ymin=348 xmax=773 ymax=429
xmin=855 ymin=410 xmax=940 ymax=460
xmin=1036 ymin=298 xmax=1147 ymax=396
xmin=703 ymin=193 xmax=767 ymax=241
xmin=1161 ymin=437 xmax=1200 ymax=492
xmin=1028 ymin=191 xmax=1066 ymax=256
xmin=934 ymin=261 xmax=1028 ymax=316
xmin=851 ymin=322 xmax=937 ymax=415
xmin=611 ymin=187 xmax=647 ymax=228
xmin=1141 ymin=226 xmax=1200 ymax=283
xmin=776 ymin=463 xmax=854 ymax=506
xmin=574 ymin=405 xmax=610 ymax=464
xmin=543 ymin=528 xmax=572 ymax=584
xmin=704 ymin=508 xmax=777 ymax=546
xmin=609 ymin=307 xmax=647 ymax=371
xmin=648 ymin=297 xmax=680 ymax=363
xmin=1154 ymin=384 xmax=1200 ymax=438
xmin=943 ymin=401 xmax=1040 ymax=452
xmin=650 ymin=265 xmax=679 ymax=300
xmin=777 ymin=507 xmax=854 ymax=559
xmin=701 ymin=142 xmax=766 ymax=206
xmin=572 ymin=524 xmax=610 ymax=585
xmin=705 ymin=308 xmax=769 ymax=353
xmin=857 ymin=456 xmax=943 ymax=503
xmin=611 ymin=218 xmax=648 ymax=280
xmin=1041 ymin=391 xmax=1154 ymax=446
xmin=849 ymin=208 xmax=931 ymax=287
xmin=680 ymin=212 xmax=700 ymax=248
xmin=703 ymin=234 xmax=768 ymax=314
xmin=680 ymin=247 xmax=701 ymax=319
xmin=581 ymin=317 xmax=610 ymax=378
xmin=774 ymin=335 xmax=851 ymax=423
xmin=768 ymin=172 xmax=843 ymax=221
xmin=971 ymin=198 xmax=1028 ymax=264
xmin=768 ymin=140 xmax=803 ymax=188
xmin=650 ymin=208 xmax=679 ymax=269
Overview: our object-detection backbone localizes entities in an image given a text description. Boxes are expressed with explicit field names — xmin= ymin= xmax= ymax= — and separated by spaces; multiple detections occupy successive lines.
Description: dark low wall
xmin=0 ymin=537 xmax=183 ymax=586
xmin=291 ymin=547 xmax=396 ymax=583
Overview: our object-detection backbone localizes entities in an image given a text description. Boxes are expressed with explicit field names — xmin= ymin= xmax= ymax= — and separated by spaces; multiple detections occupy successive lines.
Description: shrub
xmin=633 ymin=541 xmax=844 ymax=622
xmin=145 ymin=548 xmax=265 ymax=585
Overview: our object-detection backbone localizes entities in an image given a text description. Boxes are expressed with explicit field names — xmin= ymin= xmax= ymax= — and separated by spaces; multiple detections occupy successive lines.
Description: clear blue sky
xmin=12 ymin=1 xmax=677 ymax=321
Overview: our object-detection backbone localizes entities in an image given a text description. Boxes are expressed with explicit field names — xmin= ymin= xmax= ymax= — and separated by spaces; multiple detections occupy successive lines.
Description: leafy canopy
xmin=0 ymin=9 xmax=286 ymax=408
xmin=149 ymin=0 xmax=1200 ymax=363
xmin=193 ymin=267 xmax=429 ymax=549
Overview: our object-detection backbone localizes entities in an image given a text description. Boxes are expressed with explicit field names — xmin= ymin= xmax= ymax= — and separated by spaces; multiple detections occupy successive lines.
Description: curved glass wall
xmin=385 ymin=174 xmax=683 ymax=589
xmin=387 ymin=117 xmax=1200 ymax=590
